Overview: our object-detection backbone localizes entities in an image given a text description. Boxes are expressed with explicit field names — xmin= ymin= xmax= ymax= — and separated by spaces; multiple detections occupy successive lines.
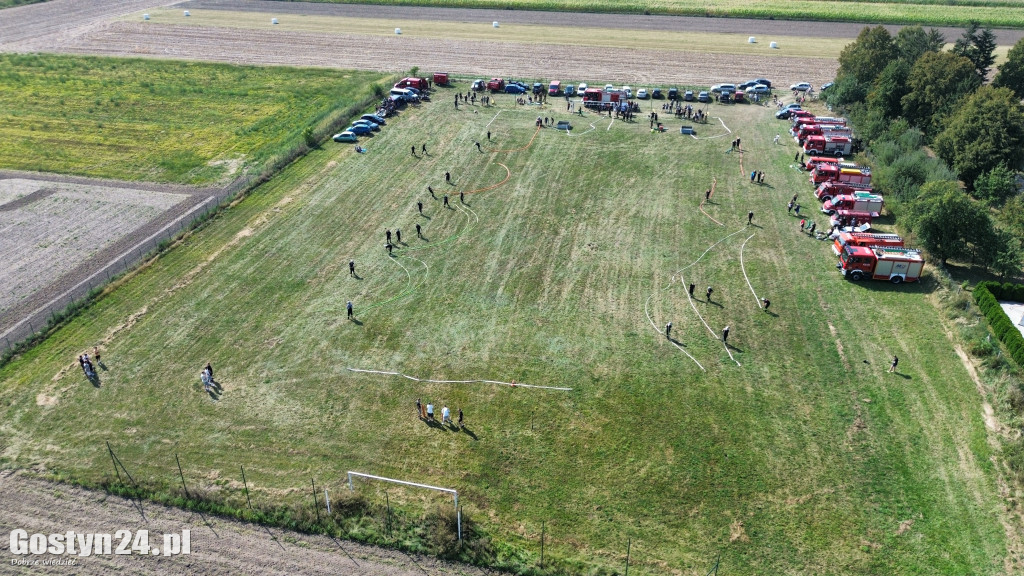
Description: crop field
xmin=0 ymin=88 xmax=1012 ymax=574
xmin=0 ymin=54 xmax=386 ymax=185
xmin=304 ymin=0 xmax=1024 ymax=27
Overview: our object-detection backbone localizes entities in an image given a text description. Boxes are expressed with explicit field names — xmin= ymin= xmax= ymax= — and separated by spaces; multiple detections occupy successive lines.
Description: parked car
xmin=711 ymin=83 xmax=736 ymax=94
xmin=361 ymin=114 xmax=386 ymax=125
xmin=782 ymin=102 xmax=802 ymax=110
xmin=775 ymin=108 xmax=800 ymax=119
xmin=564 ymin=85 xmax=576 ymax=96
xmin=532 ymin=82 xmax=544 ymax=94
xmin=746 ymin=84 xmax=770 ymax=95
xmin=683 ymin=90 xmax=694 ymax=101
xmin=623 ymin=86 xmax=633 ymax=98
xmin=347 ymin=124 xmax=373 ymax=135
xmin=578 ymin=82 xmax=588 ymax=94
xmin=504 ymin=83 xmax=526 ymax=94
xmin=604 ymin=84 xmax=614 ymax=91
xmin=333 ymin=131 xmax=358 ymax=143
xmin=352 ymin=119 xmax=380 ymax=131
xmin=790 ymin=82 xmax=812 ymax=92
xmin=668 ymin=87 xmax=679 ymax=100
xmin=652 ymin=88 xmax=664 ymax=99
xmin=738 ymin=81 xmax=758 ymax=91
xmin=697 ymin=91 xmax=710 ymax=102
xmin=636 ymin=88 xmax=648 ymax=99
xmin=821 ymin=81 xmax=834 ymax=92
xmin=754 ymin=78 xmax=772 ymax=88
xmin=471 ymin=79 xmax=485 ymax=91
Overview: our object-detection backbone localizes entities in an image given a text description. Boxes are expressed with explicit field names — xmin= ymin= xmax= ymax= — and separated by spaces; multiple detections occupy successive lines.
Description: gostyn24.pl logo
xmin=9 ymin=529 xmax=190 ymax=559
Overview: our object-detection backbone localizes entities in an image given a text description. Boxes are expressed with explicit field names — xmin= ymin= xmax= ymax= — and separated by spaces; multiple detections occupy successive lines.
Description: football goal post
xmin=347 ymin=471 xmax=461 ymax=542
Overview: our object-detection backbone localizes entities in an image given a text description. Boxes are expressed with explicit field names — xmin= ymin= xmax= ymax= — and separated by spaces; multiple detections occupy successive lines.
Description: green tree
xmin=933 ymin=86 xmax=1024 ymax=189
xmin=895 ymin=26 xmax=945 ymax=64
xmin=994 ymin=37 xmax=1024 ymax=99
xmin=986 ymin=228 xmax=1024 ymax=278
xmin=838 ymin=26 xmax=898 ymax=85
xmin=825 ymin=75 xmax=869 ymax=110
xmin=912 ymin=182 xmax=993 ymax=264
xmin=952 ymin=21 xmax=997 ymax=81
xmin=999 ymin=194 xmax=1024 ymax=238
xmin=867 ymin=60 xmax=911 ymax=120
xmin=901 ymin=51 xmax=979 ymax=137
xmin=972 ymin=163 xmax=1019 ymax=206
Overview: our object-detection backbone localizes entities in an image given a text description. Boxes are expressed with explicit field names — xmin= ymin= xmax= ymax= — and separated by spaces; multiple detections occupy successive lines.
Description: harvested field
xmin=36 ymin=21 xmax=840 ymax=88
xmin=0 ymin=177 xmax=187 ymax=318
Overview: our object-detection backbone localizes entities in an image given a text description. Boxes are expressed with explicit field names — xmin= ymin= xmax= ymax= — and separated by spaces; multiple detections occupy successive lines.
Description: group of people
xmin=200 ymin=362 xmax=217 ymax=393
xmin=78 ymin=351 xmax=98 ymax=379
xmin=416 ymin=398 xmax=464 ymax=428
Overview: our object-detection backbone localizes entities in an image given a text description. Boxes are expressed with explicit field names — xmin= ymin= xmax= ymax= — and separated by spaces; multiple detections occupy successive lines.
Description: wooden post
xmin=240 ymin=465 xmax=252 ymax=510
xmin=311 ymin=478 xmax=321 ymax=523
xmin=175 ymin=453 xmax=189 ymax=498
xmin=624 ymin=537 xmax=631 ymax=576
xmin=540 ymin=521 xmax=545 ymax=569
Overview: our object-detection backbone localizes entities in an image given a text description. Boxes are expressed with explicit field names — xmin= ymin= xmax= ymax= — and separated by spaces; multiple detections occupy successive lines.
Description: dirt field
xmin=0 ymin=178 xmax=188 ymax=318
xmin=0 ymin=470 xmax=486 ymax=575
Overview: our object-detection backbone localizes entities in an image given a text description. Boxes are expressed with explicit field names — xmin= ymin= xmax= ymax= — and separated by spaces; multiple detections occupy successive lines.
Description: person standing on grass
xmin=476 ymin=141 xmax=482 ymax=152
xmin=794 ymin=204 xmax=801 ymax=216
xmin=808 ymin=221 xmax=816 ymax=236
xmin=706 ymin=286 xmax=714 ymax=302
xmin=445 ymin=171 xmax=451 ymax=184
xmin=787 ymin=201 xmax=794 ymax=214
xmin=487 ymin=130 xmax=491 ymax=140
xmin=426 ymin=403 xmax=434 ymax=421
xmin=750 ymin=171 xmax=756 ymax=183
xmin=386 ymin=243 xmax=393 ymax=256
xmin=705 ymin=189 xmax=711 ymax=201
xmin=347 ymin=301 xmax=353 ymax=320
xmin=889 ymin=355 xmax=899 ymax=373
xmin=689 ymin=283 xmax=696 ymax=298
xmin=722 ymin=325 xmax=730 ymax=344
xmin=416 ymin=223 xmax=422 ymax=238
xmin=748 ymin=211 xmax=754 ymax=225
xmin=442 ymin=405 xmax=451 ymax=425
xmin=417 ymin=398 xmax=423 ymax=420
xmin=443 ymin=194 xmax=450 ymax=208
xmin=762 ymin=298 xmax=770 ymax=312
xmin=428 ymin=186 xmax=436 ymax=199
xmin=417 ymin=201 xmax=424 ymax=215
xmin=458 ymin=408 xmax=464 ymax=428
xmin=799 ymin=218 xmax=806 ymax=231
xmin=386 ymin=229 xmax=392 ymax=244
xmin=422 ymin=143 xmax=427 ymax=155
xmin=205 ymin=362 xmax=214 ymax=382
xmin=412 ymin=146 xmax=417 ymax=157
xmin=460 ymin=191 xmax=465 ymax=204
xmin=349 ymin=260 xmax=355 ymax=277
xmin=665 ymin=322 xmax=672 ymax=339
xmin=396 ymin=229 xmax=402 ymax=244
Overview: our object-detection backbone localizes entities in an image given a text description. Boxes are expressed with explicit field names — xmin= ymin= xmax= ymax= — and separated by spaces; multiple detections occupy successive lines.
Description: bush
xmin=974 ymin=282 xmax=1024 ymax=369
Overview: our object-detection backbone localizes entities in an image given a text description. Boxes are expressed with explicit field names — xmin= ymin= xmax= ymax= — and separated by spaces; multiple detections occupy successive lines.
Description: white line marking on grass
xmin=692 ymin=117 xmax=733 ymax=140
xmin=607 ymin=119 xmax=615 ymax=131
xmin=565 ymin=122 xmax=597 ymax=137
xmin=485 ymin=110 xmax=504 ymax=128
xmin=643 ymin=292 xmax=706 ymax=372
xmin=347 ymin=368 xmax=572 ymax=391
xmin=740 ymin=233 xmax=761 ymax=308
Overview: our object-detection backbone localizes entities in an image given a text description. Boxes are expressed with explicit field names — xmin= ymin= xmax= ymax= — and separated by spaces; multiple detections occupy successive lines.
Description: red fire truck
xmin=831 ymin=232 xmax=904 ymax=255
xmin=837 ymin=246 xmax=924 ymax=283
xmin=810 ymin=165 xmax=871 ymax=186
xmin=814 ymin=180 xmax=873 ymax=202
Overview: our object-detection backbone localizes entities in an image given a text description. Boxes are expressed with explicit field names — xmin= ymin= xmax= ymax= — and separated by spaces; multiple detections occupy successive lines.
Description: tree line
xmin=827 ymin=23 xmax=1024 ymax=275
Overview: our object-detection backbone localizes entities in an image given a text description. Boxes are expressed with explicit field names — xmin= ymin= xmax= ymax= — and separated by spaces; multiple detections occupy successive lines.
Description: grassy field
xmin=0 ymin=93 xmax=1009 ymax=574
xmin=302 ymin=0 xmax=1024 ymax=28
xmin=0 ymin=54 xmax=387 ymax=185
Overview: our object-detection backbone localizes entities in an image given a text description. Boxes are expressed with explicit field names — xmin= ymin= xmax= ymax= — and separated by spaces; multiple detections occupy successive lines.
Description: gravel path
xmin=0 ymin=470 xmax=486 ymax=576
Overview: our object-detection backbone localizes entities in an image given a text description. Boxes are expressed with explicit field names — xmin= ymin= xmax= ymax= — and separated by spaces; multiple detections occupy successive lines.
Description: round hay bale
xmin=395 ymin=28 xmax=402 ymax=34
xmin=184 ymin=10 xmax=190 ymax=16
xmin=748 ymin=36 xmax=756 ymax=43
xmin=770 ymin=41 xmax=779 ymax=49
xmin=271 ymin=18 xmax=279 ymax=25
xmin=142 ymin=13 xmax=150 ymax=20
xmin=493 ymin=21 xmax=499 ymax=28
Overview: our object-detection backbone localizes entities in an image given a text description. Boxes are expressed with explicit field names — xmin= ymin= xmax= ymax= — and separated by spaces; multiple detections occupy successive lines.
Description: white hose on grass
xmin=740 ymin=233 xmax=762 ymax=308
xmin=347 ymin=368 xmax=572 ymax=391
xmin=643 ymin=292 xmax=706 ymax=372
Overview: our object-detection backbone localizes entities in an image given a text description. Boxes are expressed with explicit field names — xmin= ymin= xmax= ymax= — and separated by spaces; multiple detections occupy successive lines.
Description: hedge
xmin=975 ymin=282 xmax=1024 ymax=369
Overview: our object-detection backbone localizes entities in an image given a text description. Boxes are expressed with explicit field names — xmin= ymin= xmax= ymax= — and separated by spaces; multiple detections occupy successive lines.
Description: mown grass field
xmin=0 ymin=54 xmax=386 ymax=185
xmin=0 ymin=92 xmax=1008 ymax=574
xmin=307 ymin=0 xmax=1024 ymax=28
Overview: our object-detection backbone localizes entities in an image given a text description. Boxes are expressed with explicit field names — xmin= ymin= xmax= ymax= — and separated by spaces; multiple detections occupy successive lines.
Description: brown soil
xmin=0 ymin=470 xmax=485 ymax=575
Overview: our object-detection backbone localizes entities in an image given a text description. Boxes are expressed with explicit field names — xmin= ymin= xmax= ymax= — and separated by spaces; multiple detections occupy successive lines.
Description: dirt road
xmin=0 ymin=471 xmax=486 ymax=576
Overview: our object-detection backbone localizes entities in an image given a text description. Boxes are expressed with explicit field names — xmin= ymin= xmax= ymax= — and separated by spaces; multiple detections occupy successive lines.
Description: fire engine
xmin=810 ymin=165 xmax=871 ymax=186
xmin=837 ymin=246 xmax=924 ymax=283
xmin=821 ymin=192 xmax=883 ymax=215
xmin=814 ymin=180 xmax=873 ymax=202
xmin=831 ymin=232 xmax=904 ymax=255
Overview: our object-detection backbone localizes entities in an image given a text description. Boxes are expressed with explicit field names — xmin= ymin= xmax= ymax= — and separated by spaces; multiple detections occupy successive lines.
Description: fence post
xmin=325 ymin=488 xmax=331 ymax=514
xmin=175 ymin=453 xmax=189 ymax=498
xmin=240 ymin=465 xmax=252 ymax=510
xmin=107 ymin=441 xmax=122 ymax=484
xmin=624 ymin=537 xmax=631 ymax=576
xmin=385 ymin=491 xmax=391 ymax=537
xmin=311 ymin=478 xmax=321 ymax=523
xmin=540 ymin=520 xmax=545 ymax=569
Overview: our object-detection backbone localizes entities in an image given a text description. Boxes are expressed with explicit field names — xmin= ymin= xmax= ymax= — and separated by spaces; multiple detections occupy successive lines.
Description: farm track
xmin=0 ymin=471 xmax=486 ymax=576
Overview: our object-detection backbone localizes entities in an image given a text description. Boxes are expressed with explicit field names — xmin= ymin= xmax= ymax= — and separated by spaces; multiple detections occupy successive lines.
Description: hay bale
xmin=770 ymin=41 xmax=779 ymax=49
xmin=142 ymin=13 xmax=150 ymax=20
xmin=395 ymin=28 xmax=402 ymax=34
xmin=493 ymin=21 xmax=500 ymax=28
xmin=271 ymin=18 xmax=279 ymax=25
xmin=748 ymin=36 xmax=756 ymax=43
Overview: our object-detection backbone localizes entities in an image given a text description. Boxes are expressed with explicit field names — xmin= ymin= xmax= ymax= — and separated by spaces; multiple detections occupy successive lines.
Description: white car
xmin=604 ymin=84 xmax=614 ymax=91
xmin=790 ymin=82 xmax=812 ymax=92
xmin=623 ymin=86 xmax=633 ymax=98
xmin=636 ymin=88 xmax=649 ymax=99
xmin=578 ymin=82 xmax=588 ymax=94
xmin=746 ymin=84 xmax=770 ymax=95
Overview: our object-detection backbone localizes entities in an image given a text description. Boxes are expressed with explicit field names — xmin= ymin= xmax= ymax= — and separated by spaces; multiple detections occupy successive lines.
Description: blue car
xmin=347 ymin=124 xmax=373 ymax=135
xmin=504 ymin=84 xmax=526 ymax=94
xmin=361 ymin=114 xmax=386 ymax=125
xmin=352 ymin=119 xmax=380 ymax=131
